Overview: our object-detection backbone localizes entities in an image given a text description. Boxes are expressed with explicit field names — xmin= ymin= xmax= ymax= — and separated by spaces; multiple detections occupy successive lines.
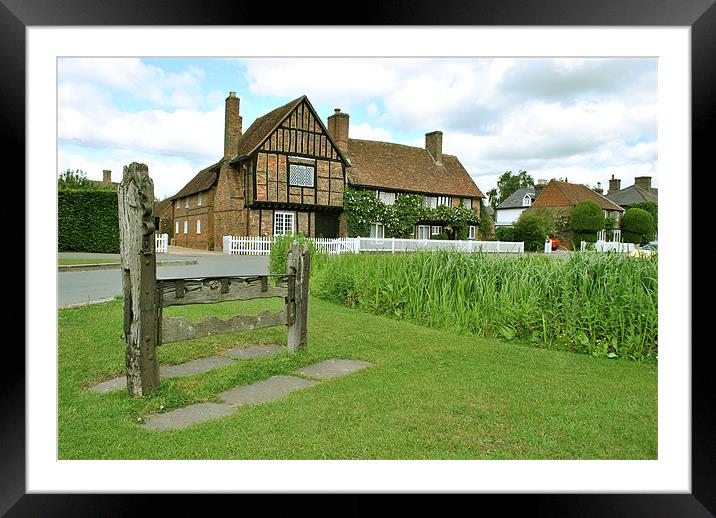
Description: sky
xmin=57 ymin=57 xmax=657 ymax=200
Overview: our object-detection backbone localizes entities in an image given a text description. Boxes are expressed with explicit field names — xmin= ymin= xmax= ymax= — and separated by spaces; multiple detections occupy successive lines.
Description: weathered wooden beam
xmin=118 ymin=162 xmax=160 ymax=397
xmin=158 ymin=276 xmax=290 ymax=308
xmin=160 ymin=307 xmax=288 ymax=344
xmin=287 ymin=241 xmax=311 ymax=352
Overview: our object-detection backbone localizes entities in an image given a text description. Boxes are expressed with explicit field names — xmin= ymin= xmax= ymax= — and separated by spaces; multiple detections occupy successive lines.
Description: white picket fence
xmin=155 ymin=233 xmax=168 ymax=253
xmin=580 ymin=240 xmax=636 ymax=253
xmin=222 ymin=235 xmax=524 ymax=255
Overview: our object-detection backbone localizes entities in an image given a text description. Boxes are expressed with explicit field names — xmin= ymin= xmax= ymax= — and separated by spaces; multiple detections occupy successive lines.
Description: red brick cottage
xmin=167 ymin=92 xmax=484 ymax=250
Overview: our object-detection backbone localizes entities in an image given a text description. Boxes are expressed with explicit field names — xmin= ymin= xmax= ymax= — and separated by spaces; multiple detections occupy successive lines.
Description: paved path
xmin=137 ymin=358 xmax=371 ymax=431
xmin=59 ymin=253 xmax=270 ymax=307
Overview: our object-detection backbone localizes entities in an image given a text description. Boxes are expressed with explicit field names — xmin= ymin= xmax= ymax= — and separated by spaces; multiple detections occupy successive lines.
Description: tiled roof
xmin=532 ymin=180 xmax=624 ymax=211
xmin=154 ymin=198 xmax=173 ymax=216
xmin=495 ymin=187 xmax=535 ymax=210
xmin=606 ymin=184 xmax=658 ymax=206
xmin=234 ymin=96 xmax=306 ymax=159
xmin=345 ymin=138 xmax=484 ymax=198
xmin=170 ymin=159 xmax=222 ymax=200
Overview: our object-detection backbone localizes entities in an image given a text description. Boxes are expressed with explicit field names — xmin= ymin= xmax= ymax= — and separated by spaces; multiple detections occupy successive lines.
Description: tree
xmin=622 ymin=207 xmax=654 ymax=245
xmin=570 ymin=200 xmax=605 ymax=244
xmin=513 ymin=211 xmax=551 ymax=251
xmin=495 ymin=170 xmax=534 ymax=205
xmin=58 ymin=169 xmax=97 ymax=190
xmin=486 ymin=188 xmax=499 ymax=208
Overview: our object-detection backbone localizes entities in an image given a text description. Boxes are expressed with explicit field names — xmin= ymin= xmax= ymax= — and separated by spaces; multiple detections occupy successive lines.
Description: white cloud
xmin=350 ymin=123 xmax=393 ymax=142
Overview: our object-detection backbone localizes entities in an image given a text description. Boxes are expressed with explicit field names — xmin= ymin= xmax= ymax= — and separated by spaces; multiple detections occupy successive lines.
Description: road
xmin=58 ymin=252 xmax=270 ymax=307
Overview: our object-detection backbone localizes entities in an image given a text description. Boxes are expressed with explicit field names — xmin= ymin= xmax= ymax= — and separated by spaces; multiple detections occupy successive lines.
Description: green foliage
xmin=574 ymin=231 xmax=598 ymax=244
xmin=622 ymin=208 xmax=654 ymax=245
xmin=58 ymin=190 xmax=120 ymax=253
xmin=494 ymin=170 xmax=535 ymax=205
xmin=513 ymin=211 xmax=551 ymax=251
xmin=495 ymin=226 xmax=515 ymax=242
xmin=268 ymin=234 xmax=318 ymax=275
xmin=629 ymin=201 xmax=657 ymax=240
xmin=478 ymin=199 xmax=494 ymax=239
xmin=570 ymin=200 xmax=605 ymax=233
xmin=58 ymin=169 xmax=101 ymax=190
xmin=604 ymin=214 xmax=618 ymax=232
xmin=312 ymin=251 xmax=658 ymax=362
xmin=343 ymin=185 xmax=479 ymax=239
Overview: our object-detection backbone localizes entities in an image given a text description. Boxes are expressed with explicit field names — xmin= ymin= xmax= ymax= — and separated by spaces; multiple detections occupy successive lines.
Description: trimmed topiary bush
xmin=58 ymin=190 xmax=120 ymax=253
xmin=570 ymin=200 xmax=605 ymax=239
xmin=513 ymin=212 xmax=549 ymax=251
xmin=495 ymin=226 xmax=515 ymax=242
xmin=622 ymin=207 xmax=654 ymax=245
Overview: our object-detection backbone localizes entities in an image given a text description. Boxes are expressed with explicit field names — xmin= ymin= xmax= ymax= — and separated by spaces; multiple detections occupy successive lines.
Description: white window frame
xmin=198 ymin=192 xmax=203 ymax=206
xmin=377 ymin=191 xmax=396 ymax=205
xmin=416 ymin=224 xmax=430 ymax=240
xmin=175 ymin=221 xmax=179 ymax=234
xmin=369 ymin=222 xmax=385 ymax=241
xmin=423 ymin=197 xmax=437 ymax=209
xmin=437 ymin=196 xmax=452 ymax=207
xmin=522 ymin=194 xmax=532 ymax=207
xmin=431 ymin=225 xmax=442 ymax=235
xmin=185 ymin=197 xmax=189 ymax=208
xmin=461 ymin=197 xmax=473 ymax=209
xmin=183 ymin=220 xmax=188 ymax=234
xmin=196 ymin=219 xmax=201 ymax=234
xmin=274 ymin=211 xmax=295 ymax=236
xmin=468 ymin=226 xmax=476 ymax=239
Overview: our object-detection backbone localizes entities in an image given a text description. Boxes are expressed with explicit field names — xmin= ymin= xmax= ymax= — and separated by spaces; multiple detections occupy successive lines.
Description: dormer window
xmin=522 ymin=194 xmax=532 ymax=207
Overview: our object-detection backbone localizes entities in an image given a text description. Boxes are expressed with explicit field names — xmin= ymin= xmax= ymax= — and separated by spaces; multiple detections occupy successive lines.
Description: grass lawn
xmin=59 ymin=258 xmax=119 ymax=265
xmin=58 ymin=296 xmax=657 ymax=459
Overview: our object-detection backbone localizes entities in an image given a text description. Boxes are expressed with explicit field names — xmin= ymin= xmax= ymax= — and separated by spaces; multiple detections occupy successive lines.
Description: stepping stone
xmin=217 ymin=375 xmax=317 ymax=405
xmin=142 ymin=402 xmax=235 ymax=431
xmin=293 ymin=359 xmax=371 ymax=379
xmin=224 ymin=344 xmax=284 ymax=360
xmin=88 ymin=375 xmax=126 ymax=393
xmin=159 ymin=356 xmax=235 ymax=379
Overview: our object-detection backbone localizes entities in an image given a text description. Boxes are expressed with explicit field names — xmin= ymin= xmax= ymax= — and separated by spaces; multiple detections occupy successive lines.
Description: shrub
xmin=268 ymin=234 xmax=318 ymax=275
xmin=574 ymin=231 xmax=598 ymax=245
xmin=513 ymin=212 xmax=549 ymax=251
xmin=570 ymin=200 xmax=605 ymax=233
xmin=629 ymin=201 xmax=657 ymax=241
xmin=58 ymin=190 xmax=120 ymax=253
xmin=495 ymin=226 xmax=515 ymax=242
xmin=622 ymin=208 xmax=654 ymax=245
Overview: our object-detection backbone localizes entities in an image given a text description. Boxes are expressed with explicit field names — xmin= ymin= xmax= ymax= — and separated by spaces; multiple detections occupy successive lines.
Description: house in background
xmin=345 ymin=130 xmax=484 ymax=240
xmin=605 ymin=174 xmax=658 ymax=209
xmin=168 ymin=91 xmax=484 ymax=250
xmin=528 ymin=179 xmax=624 ymax=249
xmin=153 ymin=197 xmax=174 ymax=240
xmin=89 ymin=169 xmax=120 ymax=190
xmin=494 ymin=186 xmax=536 ymax=227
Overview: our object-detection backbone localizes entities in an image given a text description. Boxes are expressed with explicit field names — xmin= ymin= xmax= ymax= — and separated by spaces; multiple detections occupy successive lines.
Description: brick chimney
xmin=102 ymin=169 xmax=112 ymax=185
xmin=224 ymin=91 xmax=242 ymax=159
xmin=327 ymin=108 xmax=349 ymax=153
xmin=534 ymin=179 xmax=547 ymax=199
xmin=425 ymin=131 xmax=443 ymax=163
xmin=634 ymin=176 xmax=652 ymax=191
xmin=608 ymin=174 xmax=621 ymax=195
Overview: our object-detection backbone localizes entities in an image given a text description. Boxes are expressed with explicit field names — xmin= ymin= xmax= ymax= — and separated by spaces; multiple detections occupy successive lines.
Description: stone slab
xmin=142 ymin=402 xmax=235 ymax=431
xmin=293 ymin=359 xmax=372 ymax=379
xmin=88 ymin=375 xmax=126 ymax=393
xmin=217 ymin=375 xmax=317 ymax=405
xmin=224 ymin=344 xmax=284 ymax=360
xmin=159 ymin=356 xmax=235 ymax=379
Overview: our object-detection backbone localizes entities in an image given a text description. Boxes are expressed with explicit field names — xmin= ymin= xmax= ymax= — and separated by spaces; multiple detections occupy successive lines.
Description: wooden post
xmin=286 ymin=241 xmax=311 ymax=352
xmin=118 ymin=162 xmax=160 ymax=396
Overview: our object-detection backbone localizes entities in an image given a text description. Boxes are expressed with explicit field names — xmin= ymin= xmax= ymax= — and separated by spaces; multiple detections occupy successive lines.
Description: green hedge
xmin=58 ymin=190 xmax=120 ymax=253
xmin=622 ymin=207 xmax=654 ymax=245
xmin=570 ymin=200 xmax=604 ymax=233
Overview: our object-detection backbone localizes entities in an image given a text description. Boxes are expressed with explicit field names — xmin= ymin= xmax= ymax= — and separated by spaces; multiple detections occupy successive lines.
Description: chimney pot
xmin=224 ymin=92 xmax=242 ymax=158
xmin=327 ymin=108 xmax=350 ymax=153
xmin=634 ymin=176 xmax=652 ymax=191
xmin=608 ymin=174 xmax=621 ymax=195
xmin=534 ymin=179 xmax=547 ymax=199
xmin=102 ymin=169 xmax=111 ymax=184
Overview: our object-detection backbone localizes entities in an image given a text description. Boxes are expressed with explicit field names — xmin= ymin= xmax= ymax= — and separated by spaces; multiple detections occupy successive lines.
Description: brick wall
xmin=172 ymin=186 xmax=216 ymax=250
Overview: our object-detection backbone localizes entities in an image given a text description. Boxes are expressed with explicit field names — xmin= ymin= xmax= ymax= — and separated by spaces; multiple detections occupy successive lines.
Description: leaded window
xmin=288 ymin=157 xmax=315 ymax=187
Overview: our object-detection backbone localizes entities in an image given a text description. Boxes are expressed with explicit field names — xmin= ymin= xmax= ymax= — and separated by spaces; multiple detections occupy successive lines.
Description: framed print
xmin=10 ymin=0 xmax=713 ymax=514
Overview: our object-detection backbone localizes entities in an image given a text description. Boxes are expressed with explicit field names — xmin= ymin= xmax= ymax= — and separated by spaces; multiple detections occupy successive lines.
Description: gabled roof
xmin=154 ymin=197 xmax=173 ymax=216
xmin=345 ymin=139 xmax=484 ymax=198
xmin=234 ymin=96 xmax=306 ymax=159
xmin=495 ymin=187 xmax=535 ymax=210
xmin=606 ymin=184 xmax=658 ymax=206
xmin=170 ymin=159 xmax=222 ymax=200
xmin=531 ymin=180 xmax=624 ymax=211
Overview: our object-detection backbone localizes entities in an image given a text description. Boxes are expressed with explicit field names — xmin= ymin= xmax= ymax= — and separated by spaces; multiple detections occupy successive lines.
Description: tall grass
xmin=311 ymin=251 xmax=658 ymax=362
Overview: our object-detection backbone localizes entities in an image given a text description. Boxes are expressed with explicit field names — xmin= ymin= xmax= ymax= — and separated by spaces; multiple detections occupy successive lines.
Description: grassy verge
xmin=58 ymin=297 xmax=657 ymax=459
xmin=311 ymin=251 xmax=658 ymax=361
xmin=59 ymin=258 xmax=119 ymax=265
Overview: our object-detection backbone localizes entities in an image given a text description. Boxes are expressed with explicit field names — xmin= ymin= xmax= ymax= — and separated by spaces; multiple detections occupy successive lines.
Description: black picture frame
xmin=9 ymin=0 xmax=711 ymax=514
